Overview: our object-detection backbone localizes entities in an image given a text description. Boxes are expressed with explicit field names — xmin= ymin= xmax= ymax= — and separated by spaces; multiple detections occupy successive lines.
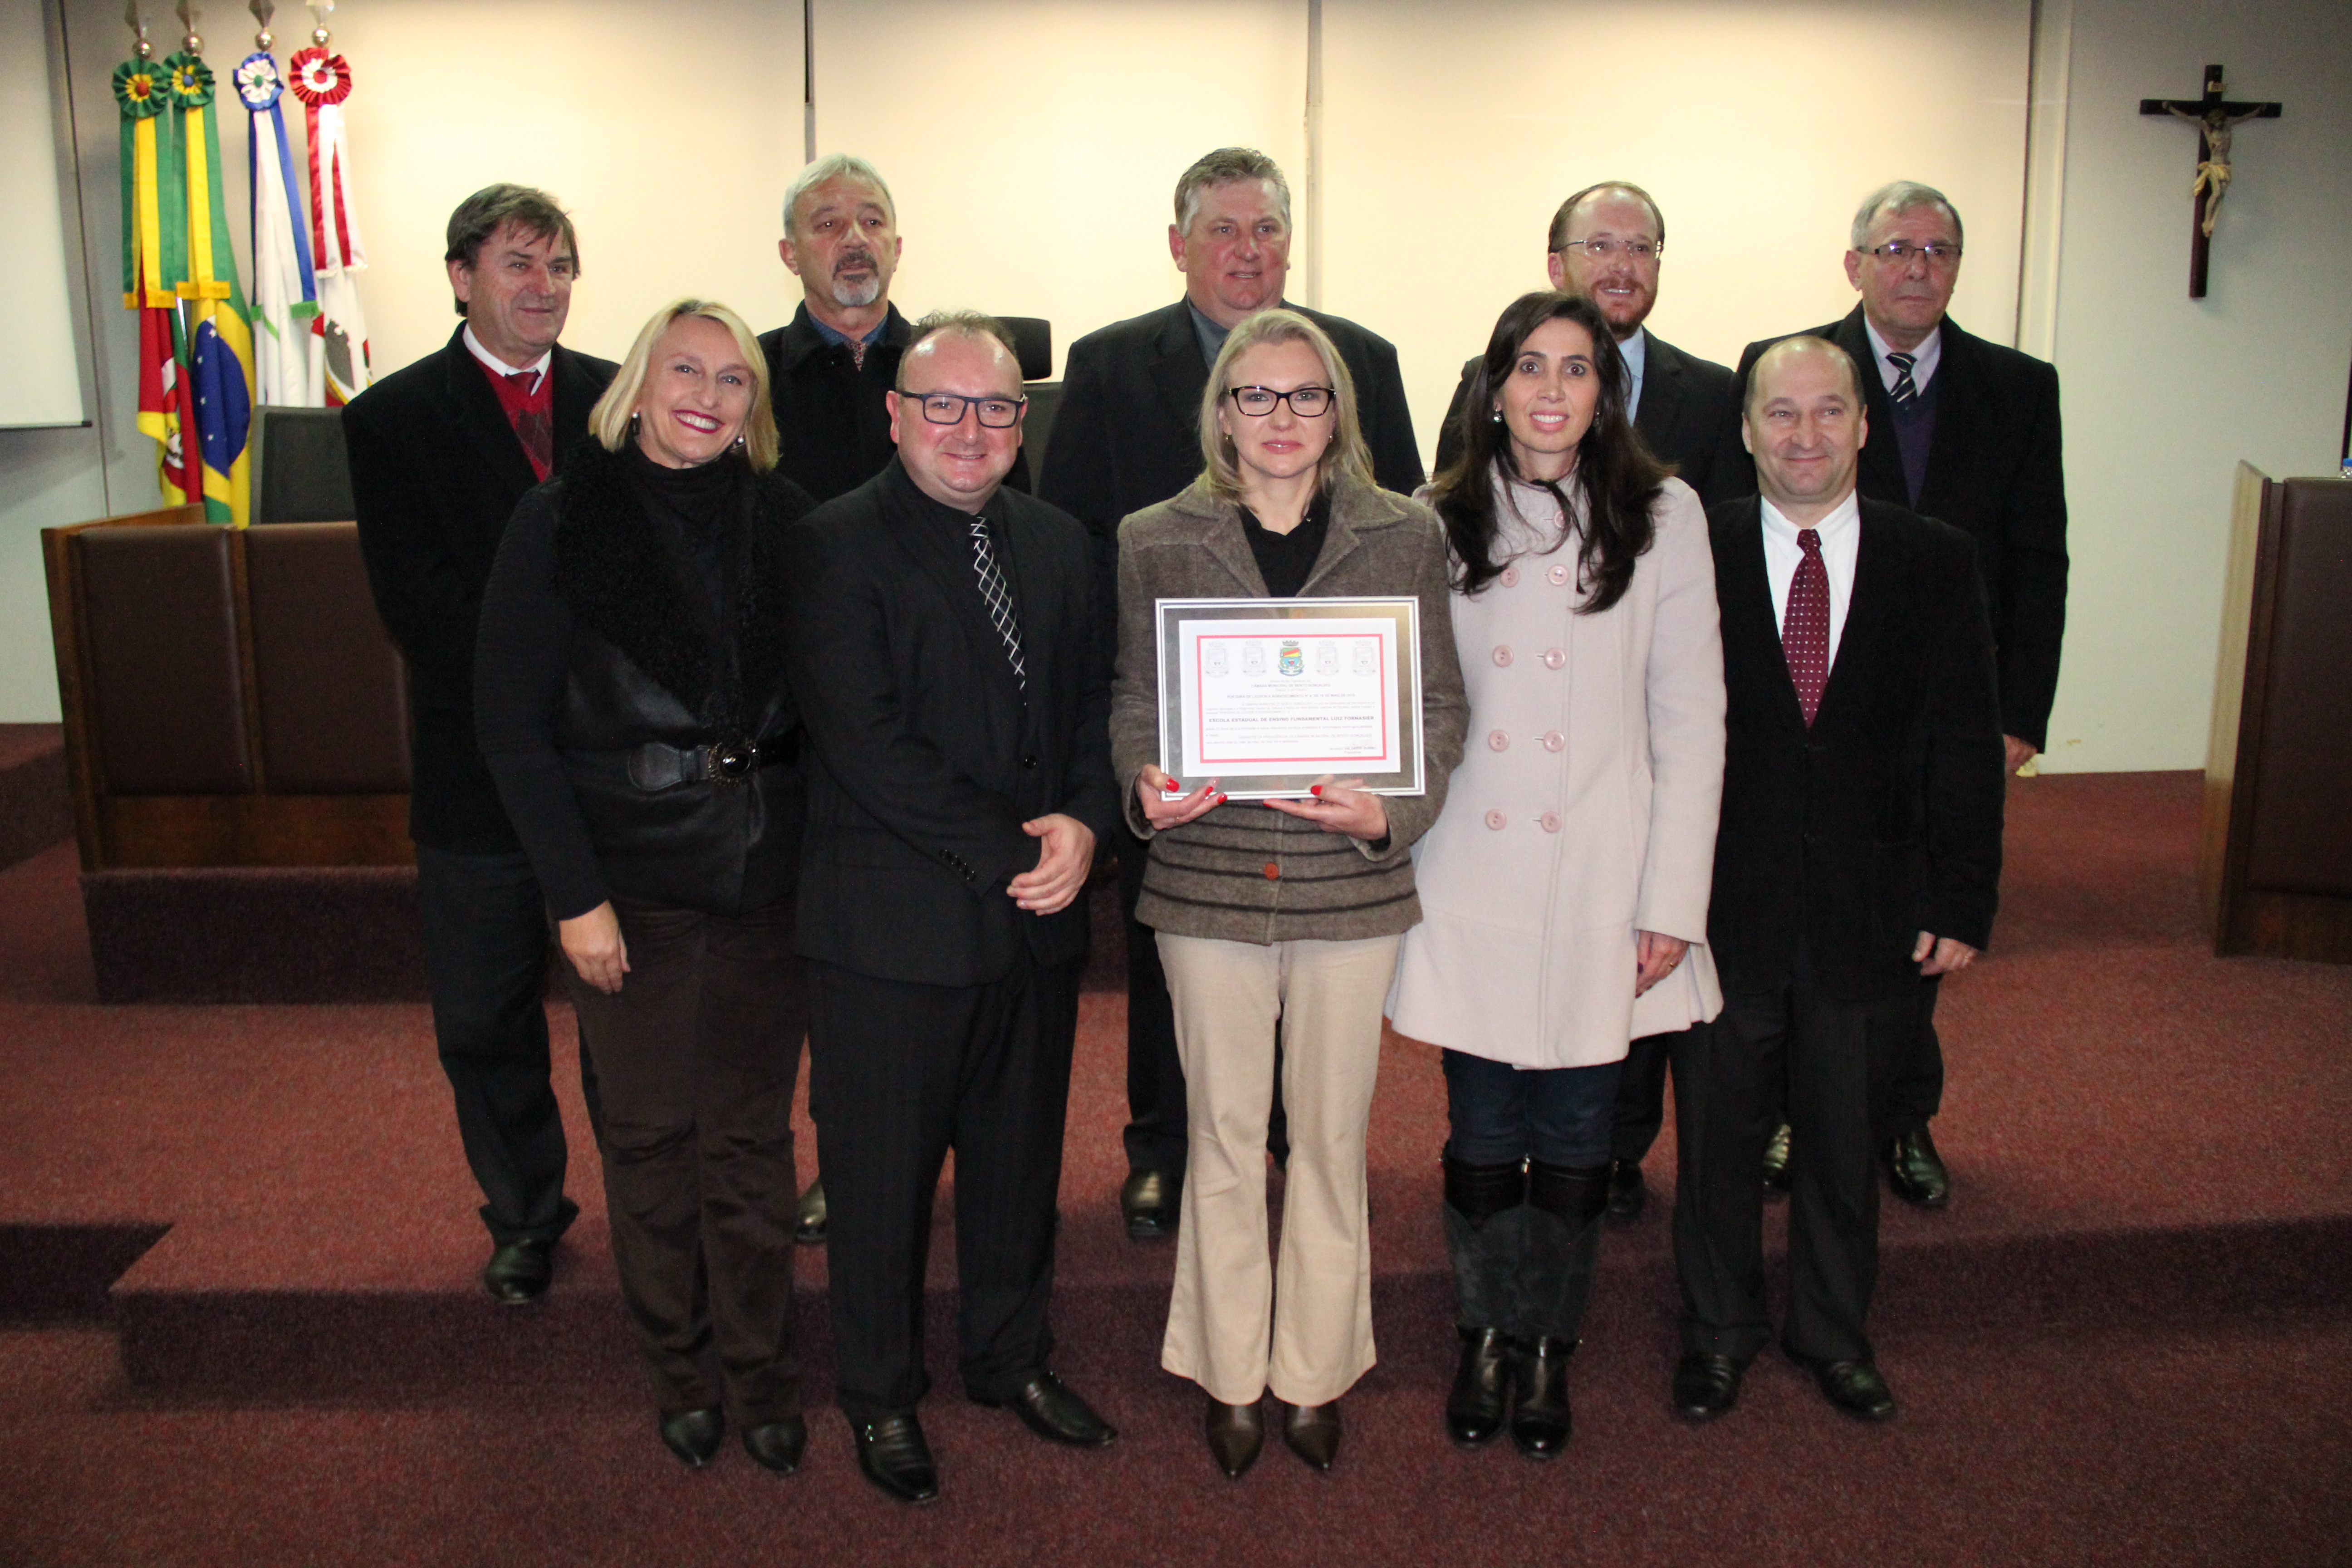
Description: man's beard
xmin=830 ymin=256 xmax=883 ymax=309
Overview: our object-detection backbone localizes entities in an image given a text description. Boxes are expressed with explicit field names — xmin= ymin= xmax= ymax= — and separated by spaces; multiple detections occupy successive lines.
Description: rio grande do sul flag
xmin=112 ymin=50 xmax=191 ymax=503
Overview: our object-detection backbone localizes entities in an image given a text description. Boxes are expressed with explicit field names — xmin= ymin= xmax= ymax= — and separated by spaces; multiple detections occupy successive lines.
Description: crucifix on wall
xmin=2140 ymin=64 xmax=2283 ymax=299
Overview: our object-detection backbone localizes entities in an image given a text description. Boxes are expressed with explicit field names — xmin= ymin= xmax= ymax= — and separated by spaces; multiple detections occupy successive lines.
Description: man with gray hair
xmin=1042 ymin=146 xmax=1423 ymax=1243
xmin=1731 ymin=179 xmax=2068 ymax=1210
xmin=759 ymin=154 xmax=1028 ymax=505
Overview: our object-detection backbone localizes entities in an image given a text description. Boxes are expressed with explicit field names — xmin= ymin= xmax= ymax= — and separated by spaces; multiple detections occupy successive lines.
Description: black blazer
xmin=784 ymin=459 xmax=1116 ymax=988
xmin=345 ymin=327 xmax=617 ymax=852
xmin=1706 ymin=495 xmax=2005 ymax=1004
xmin=758 ymin=301 xmax=1029 ymax=506
xmin=1039 ymin=298 xmax=1424 ymax=546
xmin=1731 ymin=307 xmax=2068 ymax=750
xmin=1432 ymin=328 xmax=1747 ymax=506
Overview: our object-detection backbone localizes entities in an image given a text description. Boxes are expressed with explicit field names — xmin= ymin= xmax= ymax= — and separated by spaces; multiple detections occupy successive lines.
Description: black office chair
xmin=250 ymin=406 xmax=356 ymax=524
xmin=996 ymin=317 xmax=1063 ymax=477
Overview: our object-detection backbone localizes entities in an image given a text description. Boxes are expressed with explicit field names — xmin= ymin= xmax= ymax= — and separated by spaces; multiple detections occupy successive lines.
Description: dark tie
xmin=506 ymin=371 xmax=553 ymax=476
xmin=968 ymin=515 xmax=1027 ymax=688
xmin=1782 ymin=527 xmax=1831 ymax=727
xmin=1886 ymin=351 xmax=1919 ymax=411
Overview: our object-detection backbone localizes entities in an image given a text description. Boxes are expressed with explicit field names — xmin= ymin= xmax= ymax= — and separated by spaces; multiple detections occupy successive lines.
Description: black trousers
xmin=1118 ymin=825 xmax=1286 ymax=1180
xmin=1607 ymin=1029 xmax=1684 ymax=1166
xmin=565 ymin=895 xmax=806 ymax=1424
xmin=415 ymin=843 xmax=595 ymax=1246
xmin=1890 ymin=976 xmax=1945 ymax=1131
xmin=810 ymin=948 xmax=1083 ymax=1421
xmin=1671 ymin=944 xmax=1916 ymax=1366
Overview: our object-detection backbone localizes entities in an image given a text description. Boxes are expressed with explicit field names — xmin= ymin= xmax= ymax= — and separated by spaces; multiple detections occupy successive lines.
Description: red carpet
xmin=2 ymin=770 xmax=2348 ymax=1565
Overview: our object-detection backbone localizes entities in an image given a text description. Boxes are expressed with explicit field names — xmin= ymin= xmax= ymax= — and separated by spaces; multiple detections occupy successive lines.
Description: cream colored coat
xmin=1387 ymin=474 xmax=1726 ymax=1068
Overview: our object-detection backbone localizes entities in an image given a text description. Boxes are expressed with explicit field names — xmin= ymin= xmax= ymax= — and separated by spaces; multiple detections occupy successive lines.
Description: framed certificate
xmin=1154 ymin=596 xmax=1425 ymax=799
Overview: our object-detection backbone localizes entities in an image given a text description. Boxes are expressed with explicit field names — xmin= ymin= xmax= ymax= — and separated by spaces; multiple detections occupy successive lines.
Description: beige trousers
xmin=1156 ymin=931 xmax=1400 ymax=1406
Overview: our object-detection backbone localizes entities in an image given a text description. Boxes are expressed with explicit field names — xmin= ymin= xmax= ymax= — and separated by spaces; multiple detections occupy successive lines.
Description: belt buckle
xmin=707 ymin=739 xmax=757 ymax=784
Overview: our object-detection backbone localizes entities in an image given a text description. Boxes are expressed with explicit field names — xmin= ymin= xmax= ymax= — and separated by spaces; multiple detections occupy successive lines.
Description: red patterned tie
xmin=506 ymin=371 xmax=553 ymax=479
xmin=1783 ymin=527 xmax=1831 ymax=726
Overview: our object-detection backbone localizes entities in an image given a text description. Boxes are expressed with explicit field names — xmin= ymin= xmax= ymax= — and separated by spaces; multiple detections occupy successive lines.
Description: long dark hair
xmin=1428 ymin=291 xmax=1670 ymax=612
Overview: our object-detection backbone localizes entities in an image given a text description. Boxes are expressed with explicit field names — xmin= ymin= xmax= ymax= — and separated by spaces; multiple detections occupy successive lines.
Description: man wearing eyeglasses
xmin=1731 ymin=179 xmax=2069 ymax=1210
xmin=1435 ymin=181 xmax=1745 ymax=506
xmin=784 ymin=312 xmax=1119 ymax=1504
xmin=1042 ymin=147 xmax=1423 ymax=1245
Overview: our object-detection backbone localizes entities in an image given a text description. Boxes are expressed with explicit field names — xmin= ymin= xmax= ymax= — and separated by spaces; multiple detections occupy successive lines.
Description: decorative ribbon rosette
xmin=113 ymin=57 xmax=170 ymax=118
xmin=164 ymin=49 xmax=214 ymax=109
xmin=234 ymin=52 xmax=284 ymax=110
xmin=288 ymin=44 xmax=352 ymax=107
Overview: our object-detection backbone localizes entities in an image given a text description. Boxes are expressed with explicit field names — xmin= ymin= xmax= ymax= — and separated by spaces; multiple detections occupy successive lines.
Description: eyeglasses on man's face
xmin=1226 ymin=385 xmax=1335 ymax=417
xmin=1857 ymin=242 xmax=1962 ymax=265
xmin=902 ymin=390 xmax=1027 ymax=427
xmin=1557 ymin=237 xmax=1660 ymax=261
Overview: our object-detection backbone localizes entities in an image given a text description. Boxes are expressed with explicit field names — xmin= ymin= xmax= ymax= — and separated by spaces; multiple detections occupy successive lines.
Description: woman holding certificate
xmin=1387 ymin=291 xmax=1725 ymax=1460
xmin=1109 ymin=309 xmax=1465 ymax=1479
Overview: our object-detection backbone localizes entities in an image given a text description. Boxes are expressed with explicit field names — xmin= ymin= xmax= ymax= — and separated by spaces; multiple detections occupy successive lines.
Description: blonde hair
xmin=1196 ymin=309 xmax=1372 ymax=505
xmin=590 ymin=298 xmax=779 ymax=473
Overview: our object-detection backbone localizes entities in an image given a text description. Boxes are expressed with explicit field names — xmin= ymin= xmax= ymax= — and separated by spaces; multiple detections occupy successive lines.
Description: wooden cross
xmin=2141 ymin=64 xmax=2283 ymax=299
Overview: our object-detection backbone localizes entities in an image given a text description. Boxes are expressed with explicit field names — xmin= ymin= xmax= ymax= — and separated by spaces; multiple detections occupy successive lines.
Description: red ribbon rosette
xmin=288 ymin=45 xmax=353 ymax=107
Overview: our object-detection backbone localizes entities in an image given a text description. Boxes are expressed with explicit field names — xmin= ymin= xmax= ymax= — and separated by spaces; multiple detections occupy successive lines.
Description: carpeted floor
xmin=1 ymin=769 xmax=2348 ymax=1565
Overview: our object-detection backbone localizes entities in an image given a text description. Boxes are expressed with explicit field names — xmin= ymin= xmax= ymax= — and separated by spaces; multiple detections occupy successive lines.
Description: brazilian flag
xmin=163 ymin=50 xmax=254 ymax=527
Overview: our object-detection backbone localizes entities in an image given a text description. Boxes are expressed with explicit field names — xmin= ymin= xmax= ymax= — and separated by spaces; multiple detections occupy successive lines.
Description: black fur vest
xmin=544 ymin=436 xmax=814 ymax=915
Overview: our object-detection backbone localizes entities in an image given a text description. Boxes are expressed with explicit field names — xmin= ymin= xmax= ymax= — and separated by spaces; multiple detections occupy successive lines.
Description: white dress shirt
xmin=1861 ymin=315 xmax=1941 ymax=397
xmin=1761 ymin=490 xmax=1862 ymax=667
xmin=462 ymin=324 xmax=551 ymax=390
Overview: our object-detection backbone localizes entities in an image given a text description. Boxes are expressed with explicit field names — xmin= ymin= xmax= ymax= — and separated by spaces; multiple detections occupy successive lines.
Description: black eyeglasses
xmin=902 ymin=391 xmax=1028 ymax=428
xmin=1557 ymin=237 xmax=1660 ymax=261
xmin=1226 ymin=385 xmax=1335 ymax=417
xmin=1858 ymin=242 xmax=1962 ymax=264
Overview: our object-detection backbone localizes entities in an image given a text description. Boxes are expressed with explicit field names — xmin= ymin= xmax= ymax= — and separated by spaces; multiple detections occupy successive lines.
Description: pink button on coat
xmin=1388 ymin=475 xmax=1727 ymax=1068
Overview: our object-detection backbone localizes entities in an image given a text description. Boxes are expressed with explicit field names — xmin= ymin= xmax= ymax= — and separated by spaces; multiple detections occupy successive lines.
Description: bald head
xmin=1742 ymin=337 xmax=1869 ymax=524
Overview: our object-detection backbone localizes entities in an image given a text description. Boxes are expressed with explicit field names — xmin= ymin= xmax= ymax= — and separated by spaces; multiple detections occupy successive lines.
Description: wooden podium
xmin=2200 ymin=464 xmax=2352 ymax=961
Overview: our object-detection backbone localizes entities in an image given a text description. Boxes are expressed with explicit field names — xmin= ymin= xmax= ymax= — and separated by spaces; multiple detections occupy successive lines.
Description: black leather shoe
xmin=1509 ymin=1337 xmax=1573 ymax=1460
xmin=1120 ymin=1169 xmax=1178 ymax=1240
xmin=794 ymin=1178 xmax=828 ymax=1245
xmin=1671 ymin=1353 xmax=1745 ymax=1421
xmin=1282 ymin=1400 xmax=1342 ymax=1472
xmin=1605 ymin=1158 xmax=1646 ymax=1225
xmin=976 ymin=1371 xmax=1117 ymax=1448
xmin=481 ymin=1239 xmax=553 ymax=1305
xmin=1761 ymin=1122 xmax=1793 ymax=1194
xmin=659 ymin=1406 xmax=725 ymax=1469
xmin=1445 ymin=1326 xmax=1511 ymax=1447
xmin=1883 ymin=1125 xmax=1951 ymax=1208
xmin=1792 ymin=1353 xmax=1898 ymax=1421
xmin=742 ymin=1415 xmax=807 ymax=1474
xmin=852 ymin=1411 xmax=939 ymax=1504
xmin=1205 ymin=1396 xmax=1264 ymax=1478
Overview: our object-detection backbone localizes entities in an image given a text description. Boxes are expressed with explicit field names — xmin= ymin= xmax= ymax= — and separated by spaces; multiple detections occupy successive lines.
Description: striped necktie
xmin=1886 ymin=351 xmax=1920 ymax=411
xmin=968 ymin=515 xmax=1026 ymax=688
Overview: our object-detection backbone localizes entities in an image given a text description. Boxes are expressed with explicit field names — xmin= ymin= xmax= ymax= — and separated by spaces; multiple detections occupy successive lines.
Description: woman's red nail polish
xmin=1310 ymin=784 xmax=1323 ymax=796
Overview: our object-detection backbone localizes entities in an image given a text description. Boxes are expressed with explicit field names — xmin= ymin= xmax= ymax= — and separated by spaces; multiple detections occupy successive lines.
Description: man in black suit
xmin=785 ymin=313 xmax=1120 ymax=1504
xmin=1734 ymin=181 xmax=2068 ymax=1206
xmin=1434 ymin=180 xmax=1745 ymax=505
xmin=758 ymin=154 xmax=1029 ymax=508
xmin=344 ymin=184 xmax=617 ymax=1304
xmin=1670 ymin=337 xmax=2003 ymax=1425
xmin=1040 ymin=146 xmax=1422 ymax=1240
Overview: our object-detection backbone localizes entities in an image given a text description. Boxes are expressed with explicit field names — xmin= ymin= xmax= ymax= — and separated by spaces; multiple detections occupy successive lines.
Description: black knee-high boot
xmin=1512 ymin=1160 xmax=1610 ymax=1459
xmin=1441 ymin=1153 xmax=1528 ymax=1448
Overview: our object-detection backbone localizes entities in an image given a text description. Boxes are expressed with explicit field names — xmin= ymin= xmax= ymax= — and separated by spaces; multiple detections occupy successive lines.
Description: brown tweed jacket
xmin=1111 ymin=474 xmax=1468 ymax=945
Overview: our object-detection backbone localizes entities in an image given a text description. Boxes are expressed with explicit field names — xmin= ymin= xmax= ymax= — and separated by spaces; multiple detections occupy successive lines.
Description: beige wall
xmin=2028 ymin=0 xmax=2352 ymax=773
xmin=6 ymin=0 xmax=2349 ymax=778
xmin=1321 ymin=0 xmax=2032 ymax=458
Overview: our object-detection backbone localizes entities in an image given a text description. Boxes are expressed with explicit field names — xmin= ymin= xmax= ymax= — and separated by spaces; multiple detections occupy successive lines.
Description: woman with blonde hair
xmin=477 ymin=298 xmax=817 ymax=1473
xmin=1110 ymin=308 xmax=1467 ymax=1477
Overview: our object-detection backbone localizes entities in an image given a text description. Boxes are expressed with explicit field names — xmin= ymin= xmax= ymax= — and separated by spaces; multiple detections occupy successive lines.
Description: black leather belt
xmin=625 ymin=737 xmax=789 ymax=791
